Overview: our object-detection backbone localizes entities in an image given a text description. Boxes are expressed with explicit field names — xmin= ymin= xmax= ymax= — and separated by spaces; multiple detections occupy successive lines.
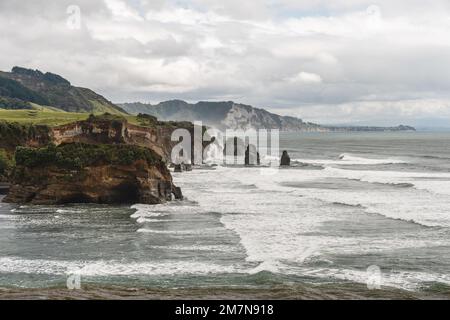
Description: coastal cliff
xmin=3 ymin=143 xmax=182 ymax=205
xmin=51 ymin=114 xmax=201 ymax=163
xmin=0 ymin=114 xmax=193 ymax=205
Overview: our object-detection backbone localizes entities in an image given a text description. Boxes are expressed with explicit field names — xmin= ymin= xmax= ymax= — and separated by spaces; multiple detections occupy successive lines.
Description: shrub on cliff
xmin=0 ymin=149 xmax=13 ymax=176
xmin=87 ymin=113 xmax=126 ymax=123
xmin=15 ymin=143 xmax=161 ymax=169
xmin=0 ymin=121 xmax=51 ymax=150
xmin=136 ymin=113 xmax=158 ymax=126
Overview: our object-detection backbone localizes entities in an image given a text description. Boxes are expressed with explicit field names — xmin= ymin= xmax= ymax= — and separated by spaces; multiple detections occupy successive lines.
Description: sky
xmin=1 ymin=0 xmax=450 ymax=127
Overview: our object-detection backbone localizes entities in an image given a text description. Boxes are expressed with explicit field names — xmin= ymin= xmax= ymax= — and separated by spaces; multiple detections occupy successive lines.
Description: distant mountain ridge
xmin=120 ymin=100 xmax=415 ymax=132
xmin=0 ymin=67 xmax=127 ymax=115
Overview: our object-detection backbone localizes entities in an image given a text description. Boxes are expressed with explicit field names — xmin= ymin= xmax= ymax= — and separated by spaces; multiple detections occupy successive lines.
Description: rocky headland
xmin=4 ymin=143 xmax=182 ymax=205
xmin=0 ymin=114 xmax=195 ymax=205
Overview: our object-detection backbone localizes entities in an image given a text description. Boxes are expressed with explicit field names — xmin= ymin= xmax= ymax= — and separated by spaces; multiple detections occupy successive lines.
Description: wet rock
xmin=172 ymin=186 xmax=183 ymax=200
xmin=280 ymin=150 xmax=291 ymax=166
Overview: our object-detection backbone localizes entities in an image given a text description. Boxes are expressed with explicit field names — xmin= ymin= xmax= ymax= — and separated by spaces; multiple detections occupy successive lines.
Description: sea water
xmin=1 ymin=132 xmax=450 ymax=299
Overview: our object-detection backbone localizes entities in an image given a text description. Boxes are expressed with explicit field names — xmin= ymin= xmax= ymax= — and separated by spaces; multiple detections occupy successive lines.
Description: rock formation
xmin=280 ymin=150 xmax=291 ymax=166
xmin=245 ymin=145 xmax=260 ymax=166
xmin=0 ymin=114 xmax=208 ymax=205
xmin=174 ymin=163 xmax=193 ymax=173
xmin=223 ymin=137 xmax=260 ymax=165
xmin=52 ymin=114 xmax=206 ymax=164
xmin=4 ymin=143 xmax=182 ymax=205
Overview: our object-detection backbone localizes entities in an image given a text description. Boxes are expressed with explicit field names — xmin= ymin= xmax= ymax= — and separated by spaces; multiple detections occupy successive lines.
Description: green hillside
xmin=0 ymin=109 xmax=161 ymax=127
xmin=0 ymin=109 xmax=89 ymax=126
xmin=0 ymin=67 xmax=127 ymax=115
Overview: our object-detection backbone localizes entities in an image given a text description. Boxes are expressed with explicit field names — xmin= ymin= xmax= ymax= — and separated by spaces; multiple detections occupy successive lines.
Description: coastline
xmin=0 ymin=283 xmax=438 ymax=300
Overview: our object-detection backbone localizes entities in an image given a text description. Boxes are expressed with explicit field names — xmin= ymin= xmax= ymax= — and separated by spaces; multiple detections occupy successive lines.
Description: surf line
xmin=175 ymin=304 xmax=209 ymax=318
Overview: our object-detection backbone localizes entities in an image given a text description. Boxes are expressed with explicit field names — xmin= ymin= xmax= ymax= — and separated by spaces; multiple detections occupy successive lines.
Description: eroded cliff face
xmin=0 ymin=121 xmax=51 ymax=152
xmin=4 ymin=161 xmax=181 ymax=205
xmin=51 ymin=115 xmax=197 ymax=163
xmin=4 ymin=144 xmax=182 ymax=205
xmin=0 ymin=115 xmax=198 ymax=205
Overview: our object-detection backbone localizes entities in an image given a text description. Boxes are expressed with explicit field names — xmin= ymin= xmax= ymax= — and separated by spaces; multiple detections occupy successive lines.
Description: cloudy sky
xmin=1 ymin=0 xmax=450 ymax=127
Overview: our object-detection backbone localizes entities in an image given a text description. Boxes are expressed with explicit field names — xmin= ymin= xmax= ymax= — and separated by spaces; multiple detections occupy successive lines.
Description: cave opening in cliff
xmin=112 ymin=182 xmax=140 ymax=204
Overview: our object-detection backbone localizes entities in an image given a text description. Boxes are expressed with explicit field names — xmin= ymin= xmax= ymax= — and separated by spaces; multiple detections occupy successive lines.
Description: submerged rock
xmin=3 ymin=143 xmax=182 ymax=205
xmin=280 ymin=150 xmax=291 ymax=166
xmin=174 ymin=162 xmax=192 ymax=172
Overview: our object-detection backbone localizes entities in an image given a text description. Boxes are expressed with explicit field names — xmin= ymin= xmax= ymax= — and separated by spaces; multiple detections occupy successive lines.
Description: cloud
xmin=276 ymin=99 xmax=450 ymax=128
xmin=289 ymin=72 xmax=322 ymax=84
xmin=0 ymin=0 xmax=450 ymax=126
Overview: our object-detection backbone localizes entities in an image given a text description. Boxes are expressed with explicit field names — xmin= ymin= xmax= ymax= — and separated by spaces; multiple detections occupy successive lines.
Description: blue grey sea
xmin=1 ymin=132 xmax=450 ymax=299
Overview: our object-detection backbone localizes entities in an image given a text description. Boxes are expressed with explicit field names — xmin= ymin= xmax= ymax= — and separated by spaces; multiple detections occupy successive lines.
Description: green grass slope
xmin=0 ymin=67 xmax=127 ymax=115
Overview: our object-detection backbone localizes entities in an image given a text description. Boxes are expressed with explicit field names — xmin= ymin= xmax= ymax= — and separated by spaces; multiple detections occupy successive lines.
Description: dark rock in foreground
xmin=3 ymin=143 xmax=182 ymax=205
xmin=0 ymin=183 xmax=9 ymax=195
xmin=280 ymin=150 xmax=291 ymax=166
xmin=174 ymin=163 xmax=192 ymax=173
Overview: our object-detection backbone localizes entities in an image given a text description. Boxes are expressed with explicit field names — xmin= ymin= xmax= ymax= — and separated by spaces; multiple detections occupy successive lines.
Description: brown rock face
xmin=3 ymin=143 xmax=183 ymax=205
xmin=4 ymin=159 xmax=182 ymax=205
xmin=0 ymin=115 xmax=205 ymax=205
xmin=51 ymin=115 xmax=202 ymax=164
xmin=0 ymin=121 xmax=51 ymax=152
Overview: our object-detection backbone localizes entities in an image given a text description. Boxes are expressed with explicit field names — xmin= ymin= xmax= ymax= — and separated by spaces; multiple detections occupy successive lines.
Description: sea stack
xmin=245 ymin=145 xmax=260 ymax=166
xmin=280 ymin=150 xmax=291 ymax=166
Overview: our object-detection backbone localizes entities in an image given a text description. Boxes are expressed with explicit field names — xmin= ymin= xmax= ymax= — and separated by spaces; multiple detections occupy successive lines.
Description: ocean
xmin=1 ymin=132 xmax=450 ymax=299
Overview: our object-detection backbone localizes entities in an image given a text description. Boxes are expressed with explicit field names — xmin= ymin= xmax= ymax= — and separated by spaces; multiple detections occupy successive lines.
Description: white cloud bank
xmin=1 ymin=0 xmax=450 ymax=126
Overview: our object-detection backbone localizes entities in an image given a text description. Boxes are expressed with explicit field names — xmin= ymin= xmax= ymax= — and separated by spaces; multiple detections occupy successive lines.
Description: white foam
xmin=136 ymin=217 xmax=176 ymax=224
xmin=293 ymin=153 xmax=407 ymax=166
xmin=14 ymin=254 xmax=440 ymax=291
xmin=0 ymin=214 xmax=16 ymax=219
xmin=150 ymin=244 xmax=239 ymax=253
xmin=56 ymin=209 xmax=84 ymax=214
xmin=172 ymin=164 xmax=450 ymax=289
xmin=296 ymin=266 xmax=450 ymax=292
xmin=323 ymin=166 xmax=450 ymax=198
xmin=137 ymin=227 xmax=224 ymax=235
xmin=130 ymin=203 xmax=206 ymax=219
xmin=0 ymin=257 xmax=242 ymax=276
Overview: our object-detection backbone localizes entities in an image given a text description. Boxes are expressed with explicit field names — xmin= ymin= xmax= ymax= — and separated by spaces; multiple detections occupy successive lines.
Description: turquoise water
xmin=1 ymin=132 xmax=450 ymax=299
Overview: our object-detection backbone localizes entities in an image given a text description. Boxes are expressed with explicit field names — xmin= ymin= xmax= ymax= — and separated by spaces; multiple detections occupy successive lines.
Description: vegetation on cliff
xmin=15 ymin=143 xmax=162 ymax=170
xmin=6 ymin=142 xmax=180 ymax=205
xmin=0 ymin=149 xmax=12 ymax=177
xmin=0 ymin=113 xmax=188 ymax=205
xmin=0 ymin=120 xmax=51 ymax=151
